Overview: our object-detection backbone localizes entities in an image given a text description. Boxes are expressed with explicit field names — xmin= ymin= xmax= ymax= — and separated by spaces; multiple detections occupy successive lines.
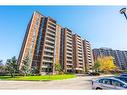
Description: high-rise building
xmin=93 ymin=48 xmax=127 ymax=70
xmin=61 ymin=28 xmax=73 ymax=73
xmin=83 ymin=40 xmax=94 ymax=72
xmin=18 ymin=11 xmax=43 ymax=71
xmin=114 ymin=50 xmax=127 ymax=69
xmin=18 ymin=11 xmax=94 ymax=74
xmin=73 ymin=34 xmax=85 ymax=73
xmin=18 ymin=11 xmax=60 ymax=74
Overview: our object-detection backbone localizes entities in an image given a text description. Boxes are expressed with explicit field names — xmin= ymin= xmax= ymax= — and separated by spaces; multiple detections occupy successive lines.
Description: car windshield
xmin=115 ymin=77 xmax=127 ymax=83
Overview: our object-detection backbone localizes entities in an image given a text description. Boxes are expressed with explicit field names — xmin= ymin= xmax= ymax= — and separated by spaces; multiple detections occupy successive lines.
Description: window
xmin=111 ymin=80 xmax=124 ymax=87
xmin=98 ymin=79 xmax=103 ymax=83
xmin=99 ymin=79 xmax=111 ymax=85
xmin=103 ymin=79 xmax=111 ymax=85
xmin=36 ymin=18 xmax=40 ymax=26
xmin=118 ymin=77 xmax=127 ymax=83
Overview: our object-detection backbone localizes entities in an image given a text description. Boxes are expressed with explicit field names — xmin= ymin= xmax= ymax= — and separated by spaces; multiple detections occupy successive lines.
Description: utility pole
xmin=120 ymin=8 xmax=127 ymax=20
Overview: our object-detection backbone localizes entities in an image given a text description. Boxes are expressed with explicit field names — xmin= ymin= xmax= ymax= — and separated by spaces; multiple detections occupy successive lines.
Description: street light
xmin=120 ymin=8 xmax=127 ymax=20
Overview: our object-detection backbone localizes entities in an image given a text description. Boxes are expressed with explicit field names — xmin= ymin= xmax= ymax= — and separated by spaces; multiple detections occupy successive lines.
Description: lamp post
xmin=120 ymin=8 xmax=127 ymax=20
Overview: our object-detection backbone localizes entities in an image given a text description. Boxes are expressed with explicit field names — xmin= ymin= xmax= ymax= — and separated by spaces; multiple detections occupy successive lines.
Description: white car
xmin=92 ymin=77 xmax=127 ymax=90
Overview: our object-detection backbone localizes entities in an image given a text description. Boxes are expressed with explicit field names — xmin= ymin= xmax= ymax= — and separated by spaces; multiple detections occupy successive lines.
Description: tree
xmin=55 ymin=63 xmax=62 ymax=74
xmin=6 ymin=56 xmax=18 ymax=77
xmin=96 ymin=56 xmax=117 ymax=73
xmin=93 ymin=60 xmax=101 ymax=73
xmin=20 ymin=55 xmax=31 ymax=76
xmin=0 ymin=60 xmax=6 ymax=75
xmin=31 ymin=66 xmax=39 ymax=75
xmin=0 ymin=60 xmax=3 ymax=66
xmin=121 ymin=63 xmax=126 ymax=70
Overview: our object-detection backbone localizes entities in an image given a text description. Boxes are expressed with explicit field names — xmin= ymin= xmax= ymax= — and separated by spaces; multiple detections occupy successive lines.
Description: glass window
xmin=99 ymin=79 xmax=103 ymax=83
xmin=111 ymin=80 xmax=124 ymax=87
xmin=115 ymin=77 xmax=127 ymax=83
xmin=102 ymin=79 xmax=111 ymax=85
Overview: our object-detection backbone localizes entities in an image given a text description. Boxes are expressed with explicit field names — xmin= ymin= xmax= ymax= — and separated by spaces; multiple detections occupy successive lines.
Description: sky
xmin=0 ymin=6 xmax=127 ymax=62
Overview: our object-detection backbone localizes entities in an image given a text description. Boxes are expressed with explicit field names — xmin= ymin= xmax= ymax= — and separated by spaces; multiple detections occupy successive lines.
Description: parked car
xmin=89 ymin=72 xmax=100 ymax=76
xmin=92 ymin=76 xmax=127 ymax=90
xmin=120 ymin=73 xmax=127 ymax=77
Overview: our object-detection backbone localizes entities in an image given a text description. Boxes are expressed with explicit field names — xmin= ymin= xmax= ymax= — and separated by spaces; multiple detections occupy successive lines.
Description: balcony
xmin=67 ymin=52 xmax=72 ymax=56
xmin=79 ymin=64 xmax=83 ymax=67
xmin=67 ymin=45 xmax=72 ymax=49
xmin=45 ymin=40 xmax=55 ymax=45
xmin=48 ymin=23 xmax=56 ymax=29
xmin=47 ymin=30 xmax=55 ymax=37
xmin=46 ymin=32 xmax=55 ymax=38
xmin=47 ymin=27 xmax=56 ymax=32
xmin=66 ymin=50 xmax=72 ymax=54
xmin=78 ymin=55 xmax=83 ymax=58
xmin=43 ymin=54 xmax=53 ymax=58
xmin=67 ymin=43 xmax=72 ymax=47
xmin=67 ymin=59 xmax=73 ymax=62
xmin=75 ymin=67 xmax=83 ymax=70
xmin=66 ymin=47 xmax=72 ymax=51
xmin=67 ymin=41 xmax=72 ymax=45
xmin=67 ymin=34 xmax=72 ymax=39
xmin=66 ymin=63 xmax=73 ymax=66
xmin=43 ymin=56 xmax=53 ymax=63
xmin=44 ymin=49 xmax=54 ymax=53
xmin=44 ymin=51 xmax=53 ymax=55
xmin=48 ymin=20 xmax=56 ymax=26
xmin=67 ymin=55 xmax=72 ymax=58
xmin=48 ymin=25 xmax=56 ymax=31
xmin=67 ymin=48 xmax=72 ymax=53
xmin=77 ymin=40 xmax=82 ymax=44
xmin=42 ymin=60 xmax=53 ymax=63
xmin=78 ymin=52 xmax=82 ymax=55
xmin=46 ymin=37 xmax=55 ymax=42
xmin=45 ymin=44 xmax=54 ymax=48
xmin=78 ymin=45 xmax=82 ymax=50
xmin=48 ymin=18 xmax=56 ymax=24
xmin=66 ymin=68 xmax=73 ymax=70
xmin=67 ymin=39 xmax=72 ymax=43
xmin=46 ymin=36 xmax=55 ymax=41
xmin=78 ymin=49 xmax=82 ymax=53
xmin=79 ymin=58 xmax=83 ymax=61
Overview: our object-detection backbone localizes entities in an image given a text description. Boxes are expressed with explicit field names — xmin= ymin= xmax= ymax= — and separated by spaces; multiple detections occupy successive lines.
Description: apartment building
xmin=93 ymin=48 xmax=116 ymax=64
xmin=18 ymin=11 xmax=43 ymax=71
xmin=18 ymin=11 xmax=60 ymax=74
xmin=83 ymin=40 xmax=94 ymax=72
xmin=60 ymin=28 xmax=73 ymax=73
xmin=93 ymin=48 xmax=127 ymax=70
xmin=73 ymin=34 xmax=85 ymax=73
xmin=40 ymin=16 xmax=58 ymax=74
xmin=18 ymin=11 xmax=94 ymax=74
xmin=114 ymin=50 xmax=127 ymax=69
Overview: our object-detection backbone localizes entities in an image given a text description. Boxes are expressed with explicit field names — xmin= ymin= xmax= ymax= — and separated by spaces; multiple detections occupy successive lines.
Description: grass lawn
xmin=0 ymin=74 xmax=76 ymax=81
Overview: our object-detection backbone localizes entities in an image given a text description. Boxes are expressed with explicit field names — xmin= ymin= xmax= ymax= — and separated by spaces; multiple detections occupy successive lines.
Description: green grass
xmin=0 ymin=74 xmax=76 ymax=81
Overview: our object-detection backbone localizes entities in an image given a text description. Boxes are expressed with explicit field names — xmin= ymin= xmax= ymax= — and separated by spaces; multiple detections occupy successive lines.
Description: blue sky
xmin=0 ymin=6 xmax=127 ymax=62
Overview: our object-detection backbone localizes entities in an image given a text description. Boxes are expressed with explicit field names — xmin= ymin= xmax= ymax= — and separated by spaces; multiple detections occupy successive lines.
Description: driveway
xmin=0 ymin=75 xmax=113 ymax=90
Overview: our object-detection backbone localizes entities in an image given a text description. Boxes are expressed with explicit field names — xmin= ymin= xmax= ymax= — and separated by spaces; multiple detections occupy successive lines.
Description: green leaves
xmin=92 ymin=60 xmax=100 ymax=73
xmin=55 ymin=63 xmax=62 ymax=74
xmin=6 ymin=56 xmax=18 ymax=77
xmin=20 ymin=55 xmax=31 ymax=76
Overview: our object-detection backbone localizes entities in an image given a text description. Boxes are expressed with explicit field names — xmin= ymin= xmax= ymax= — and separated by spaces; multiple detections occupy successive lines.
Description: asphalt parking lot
xmin=0 ymin=75 xmax=112 ymax=90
